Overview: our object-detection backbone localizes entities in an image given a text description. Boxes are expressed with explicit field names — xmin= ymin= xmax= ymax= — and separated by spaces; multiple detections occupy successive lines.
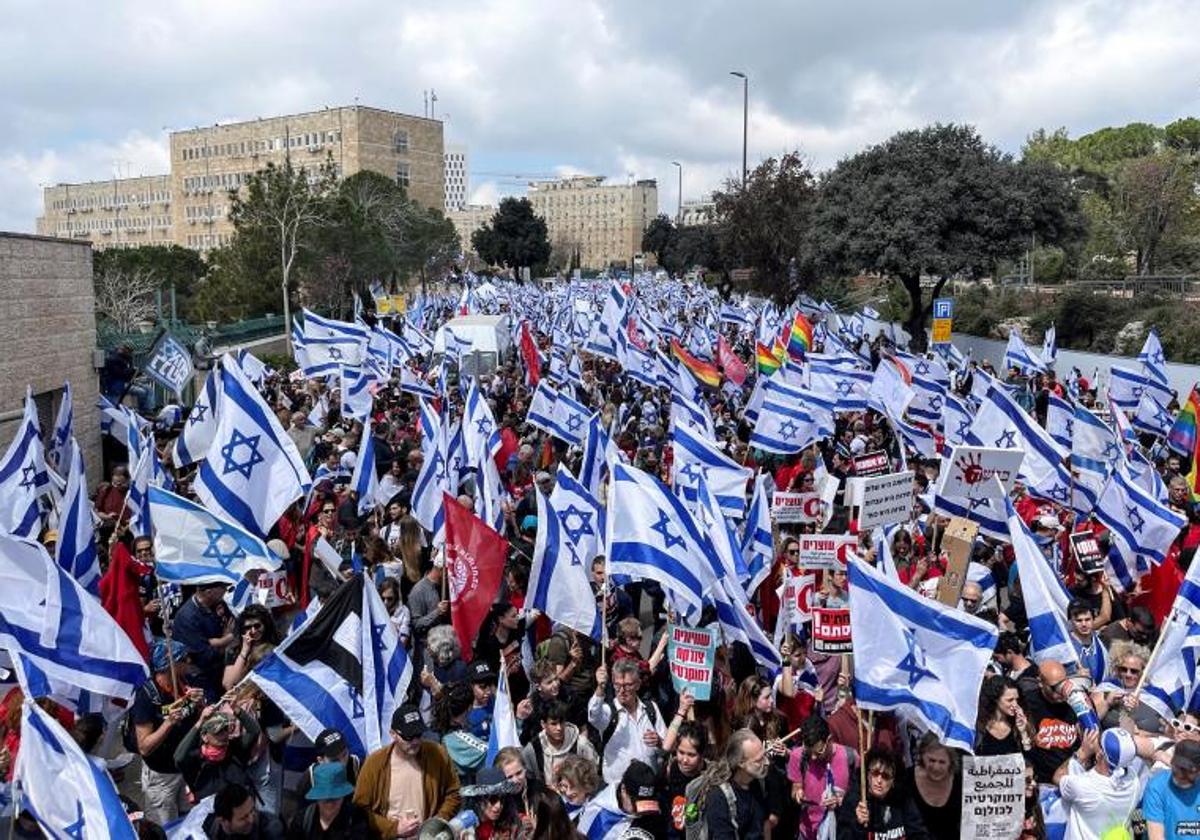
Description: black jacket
xmin=835 ymin=776 xmax=931 ymax=840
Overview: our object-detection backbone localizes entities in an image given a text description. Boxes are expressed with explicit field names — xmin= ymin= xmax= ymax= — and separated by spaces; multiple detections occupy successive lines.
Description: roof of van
xmin=442 ymin=315 xmax=508 ymax=327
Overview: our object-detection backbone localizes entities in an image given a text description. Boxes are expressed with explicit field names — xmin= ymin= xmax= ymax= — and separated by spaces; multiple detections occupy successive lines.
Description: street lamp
xmin=671 ymin=161 xmax=682 ymax=224
xmin=729 ymin=71 xmax=748 ymax=187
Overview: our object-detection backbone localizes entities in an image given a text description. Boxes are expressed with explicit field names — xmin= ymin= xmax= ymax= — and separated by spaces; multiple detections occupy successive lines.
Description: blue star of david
xmin=968 ymin=496 xmax=991 ymax=510
xmin=566 ymin=413 xmax=584 ymax=433
xmin=994 ymin=430 xmax=1017 ymax=448
xmin=956 ymin=419 xmax=972 ymax=439
xmin=915 ymin=362 xmax=930 ymax=376
xmin=219 ymin=429 xmax=265 ymax=479
xmin=475 ymin=417 xmax=493 ymax=436
xmin=678 ymin=462 xmax=709 ymax=485
xmin=433 ymin=456 xmax=447 ymax=482
xmin=347 ymin=681 xmax=364 ymax=718
xmin=62 ymin=802 xmax=85 ymax=840
xmin=1064 ymin=418 xmax=1075 ymax=439
xmin=450 ymin=455 xmax=463 ymax=475
xmin=1102 ymin=441 xmax=1121 ymax=461
xmin=1132 ymin=386 xmax=1144 ymax=399
xmin=836 ymin=380 xmax=855 ymax=396
xmin=928 ymin=396 xmax=943 ymax=412
xmin=895 ymin=629 xmax=938 ymax=688
xmin=1154 ymin=404 xmax=1172 ymax=427
xmin=202 ymin=528 xmax=246 ymax=569
xmin=1048 ymin=484 xmax=1070 ymax=503
xmin=641 ymin=358 xmax=656 ymax=374
xmin=558 ymin=504 xmax=594 ymax=543
xmin=1126 ymin=506 xmax=1146 ymax=533
xmin=1152 ymin=351 xmax=1164 ymax=365
xmin=18 ymin=464 xmax=38 ymax=490
xmin=53 ymin=423 xmax=70 ymax=446
xmin=188 ymin=403 xmax=209 ymax=425
xmin=650 ymin=510 xmax=685 ymax=551
xmin=778 ymin=419 xmax=800 ymax=440
xmin=328 ymin=346 xmax=344 ymax=360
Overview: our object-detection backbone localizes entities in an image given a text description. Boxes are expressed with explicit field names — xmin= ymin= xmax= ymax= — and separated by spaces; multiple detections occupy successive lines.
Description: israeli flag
xmin=1072 ymin=404 xmax=1118 ymax=511
xmin=148 ymin=487 xmax=280 ymax=586
xmin=1042 ymin=324 xmax=1057 ymax=367
xmin=295 ymin=333 xmax=350 ymax=377
xmin=462 ymin=379 xmax=503 ymax=460
xmin=890 ymin=413 xmax=939 ymax=460
xmin=250 ymin=575 xmax=413 ymax=759
xmin=529 ymin=486 xmax=603 ymax=640
xmin=941 ymin=394 xmax=975 ymax=452
xmin=606 ymin=461 xmax=711 ymax=621
xmin=908 ymin=374 xmax=947 ymax=426
xmin=672 ymin=422 xmax=752 ymax=519
xmin=303 ymin=308 xmax=368 ymax=344
xmin=1094 ymin=464 xmax=1187 ymax=569
xmin=55 ymin=439 xmax=100 ymax=595
xmin=578 ymin=413 xmax=623 ymax=499
xmin=1138 ymin=327 xmax=1169 ymax=386
xmin=485 ymin=667 xmax=522 ymax=765
xmin=0 ymin=533 xmax=149 ymax=708
xmin=932 ymin=494 xmax=1009 ymax=542
xmin=14 ymin=699 xmax=137 ymax=840
xmin=1109 ymin=365 xmax=1169 ymax=411
xmin=847 ymin=555 xmax=998 ymax=752
xmin=341 ymin=365 xmax=374 ymax=422
xmin=196 ymin=357 xmax=312 ymax=538
xmin=399 ymin=365 xmax=436 ymax=399
xmin=526 ymin=380 xmax=559 ymax=435
xmin=350 ymin=433 xmax=380 ymax=517
xmin=174 ymin=366 xmax=221 ymax=466
xmin=0 ymin=389 xmax=52 ymax=537
xmin=1140 ymin=612 xmax=1200 ymax=720
xmin=1006 ymin=500 xmax=1074 ymax=665
xmin=576 ymin=785 xmax=630 ymax=840
xmin=750 ymin=397 xmax=822 ymax=455
xmin=670 ymin=390 xmax=715 ymax=438
xmin=741 ymin=474 xmax=775 ymax=597
xmin=412 ymin=402 xmax=448 ymax=543
xmin=967 ymin=384 xmax=1070 ymax=504
xmin=46 ymin=381 xmax=73 ymax=478
xmin=551 ymin=388 xmax=591 ymax=447
xmin=471 ymin=434 xmax=507 ymax=534
xmin=1003 ymin=330 xmax=1045 ymax=373
xmin=1044 ymin=393 xmax=1074 ymax=451
xmin=1133 ymin=391 xmax=1175 ymax=438
xmin=584 ymin=282 xmax=628 ymax=361
xmin=618 ymin=333 xmax=663 ymax=388
xmin=126 ymin=444 xmax=154 ymax=539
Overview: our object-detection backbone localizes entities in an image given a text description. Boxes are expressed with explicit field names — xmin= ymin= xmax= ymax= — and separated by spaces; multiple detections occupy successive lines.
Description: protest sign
xmin=853 ymin=450 xmax=890 ymax=478
xmin=667 ymin=625 xmax=717 ymax=701
xmin=143 ymin=331 xmax=195 ymax=398
xmin=961 ymin=753 xmax=1024 ymax=840
xmin=812 ymin=608 xmax=852 ymax=654
xmin=857 ymin=471 xmax=915 ymax=530
xmin=935 ymin=517 xmax=979 ymax=607
xmin=374 ymin=295 xmax=394 ymax=315
xmin=1070 ymin=530 xmax=1106 ymax=575
xmin=771 ymin=491 xmax=822 ymax=524
xmin=256 ymin=570 xmax=292 ymax=608
xmin=797 ymin=534 xmax=858 ymax=570
xmin=781 ymin=570 xmax=816 ymax=623
xmin=937 ymin=446 xmax=1025 ymax=499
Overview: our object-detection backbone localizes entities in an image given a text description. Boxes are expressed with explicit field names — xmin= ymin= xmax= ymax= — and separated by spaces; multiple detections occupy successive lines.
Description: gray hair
xmin=611 ymin=659 xmax=640 ymax=681
xmin=427 ymin=625 xmax=461 ymax=666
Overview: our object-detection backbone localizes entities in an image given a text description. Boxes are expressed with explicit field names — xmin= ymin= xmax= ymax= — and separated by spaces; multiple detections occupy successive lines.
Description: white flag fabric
xmin=485 ymin=667 xmax=522 ymax=764
xmin=672 ymin=421 xmax=752 ymax=519
xmin=55 ymin=439 xmax=101 ymax=595
xmin=529 ymin=478 xmax=604 ymax=640
xmin=350 ymin=431 xmax=380 ymax=517
xmin=174 ymin=366 xmax=221 ymax=466
xmin=1140 ymin=612 xmax=1200 ymax=720
xmin=47 ymin=380 xmax=73 ymax=478
xmin=848 ymin=555 xmax=997 ymax=753
xmin=968 ymin=383 xmax=1070 ymax=504
xmin=0 ymin=388 xmax=53 ymax=537
xmin=196 ymin=356 xmax=312 ymax=538
xmin=148 ymin=486 xmax=280 ymax=586
xmin=14 ymin=699 xmax=137 ymax=840
xmin=1006 ymin=501 xmax=1074 ymax=665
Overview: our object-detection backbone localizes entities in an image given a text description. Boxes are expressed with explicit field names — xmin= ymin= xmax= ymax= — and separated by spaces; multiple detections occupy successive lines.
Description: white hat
xmin=1101 ymin=728 xmax=1136 ymax=770
xmin=1036 ymin=514 xmax=1064 ymax=533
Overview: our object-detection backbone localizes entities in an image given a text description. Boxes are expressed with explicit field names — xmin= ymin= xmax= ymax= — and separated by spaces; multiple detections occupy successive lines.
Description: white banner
xmin=796 ymin=534 xmax=858 ymax=570
xmin=937 ymin=446 xmax=1025 ymax=499
xmin=858 ymin=471 xmax=915 ymax=530
xmin=961 ymin=753 xmax=1024 ymax=840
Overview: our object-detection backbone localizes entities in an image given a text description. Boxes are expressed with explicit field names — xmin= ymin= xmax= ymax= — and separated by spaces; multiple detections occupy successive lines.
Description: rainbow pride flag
xmin=785 ymin=312 xmax=814 ymax=359
xmin=1168 ymin=386 xmax=1200 ymax=496
xmin=756 ymin=341 xmax=781 ymax=375
xmin=671 ymin=339 xmax=721 ymax=388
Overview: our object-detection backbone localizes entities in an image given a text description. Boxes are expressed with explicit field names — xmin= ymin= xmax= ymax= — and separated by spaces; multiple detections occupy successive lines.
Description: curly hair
xmin=426 ymin=624 xmax=462 ymax=668
xmin=1107 ymin=640 xmax=1151 ymax=678
xmin=553 ymin=754 xmax=601 ymax=799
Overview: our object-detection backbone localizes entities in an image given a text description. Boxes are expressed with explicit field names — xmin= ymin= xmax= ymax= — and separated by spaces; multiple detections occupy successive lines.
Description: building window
xmin=395 ymin=163 xmax=410 ymax=188
xmin=393 ymin=130 xmax=409 ymax=153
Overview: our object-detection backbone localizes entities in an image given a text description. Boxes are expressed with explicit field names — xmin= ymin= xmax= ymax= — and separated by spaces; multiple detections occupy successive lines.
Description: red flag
xmin=443 ymin=493 xmax=508 ymax=659
xmin=99 ymin=542 xmax=151 ymax=662
xmin=519 ymin=321 xmax=542 ymax=387
xmin=716 ymin=335 xmax=748 ymax=387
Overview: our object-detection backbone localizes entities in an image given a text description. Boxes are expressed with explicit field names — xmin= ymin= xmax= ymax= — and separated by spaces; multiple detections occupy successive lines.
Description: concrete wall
xmin=0 ymin=232 xmax=101 ymax=480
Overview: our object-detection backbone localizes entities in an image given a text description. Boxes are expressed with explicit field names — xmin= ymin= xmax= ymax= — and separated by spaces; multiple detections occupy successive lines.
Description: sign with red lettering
xmin=771 ymin=491 xmax=823 ymax=524
xmin=666 ymin=624 xmax=717 ymax=701
xmin=255 ymin=570 xmax=292 ymax=608
xmin=812 ymin=608 xmax=853 ymax=654
xmin=781 ymin=570 xmax=816 ymax=625
xmin=797 ymin=534 xmax=858 ymax=570
xmin=1070 ymin=530 xmax=1105 ymax=576
xmin=853 ymin=450 xmax=890 ymax=478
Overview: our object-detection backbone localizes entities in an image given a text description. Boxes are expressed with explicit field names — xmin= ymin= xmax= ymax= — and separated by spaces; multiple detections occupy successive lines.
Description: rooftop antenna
xmin=430 ymin=89 xmax=438 ymax=119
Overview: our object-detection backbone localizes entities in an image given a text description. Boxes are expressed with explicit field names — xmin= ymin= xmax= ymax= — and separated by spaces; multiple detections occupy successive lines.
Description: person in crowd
xmin=519 ymin=699 xmax=598 ymax=784
xmin=172 ymin=580 xmax=237 ymax=701
xmin=222 ymin=603 xmax=279 ymax=691
xmin=788 ymin=715 xmax=854 ymax=840
xmin=659 ymin=721 xmax=708 ymax=840
xmin=1022 ymin=660 xmax=1082 ymax=784
xmin=1067 ymin=599 xmax=1108 ymax=685
xmin=906 ymin=733 xmax=961 ymax=840
xmin=173 ymin=704 xmax=262 ymax=803
xmin=378 ymin=577 xmax=412 ymax=646
xmin=1058 ymin=727 xmax=1144 ymax=840
xmin=836 ymin=748 xmax=930 ymax=840
xmin=287 ymin=761 xmax=369 ymax=839
xmin=353 ymin=704 xmax=462 ymax=839
xmin=552 ymin=754 xmax=601 ymax=819
xmin=976 ymin=674 xmax=1031 ymax=756
xmin=466 ymin=659 xmax=498 ymax=740
xmin=1092 ymin=641 xmax=1161 ymax=733
xmin=618 ymin=759 xmax=668 ymax=838
xmin=693 ymin=728 xmax=771 ymax=840
xmin=204 ymin=781 xmax=286 ymax=839
xmin=455 ymin=765 xmax=525 ymax=840
xmin=296 ymin=727 xmax=363 ymax=801
xmin=433 ymin=681 xmax=488 ymax=784
xmin=776 ymin=633 xmax=821 ymax=729
xmin=589 ymin=659 xmax=671 ymax=785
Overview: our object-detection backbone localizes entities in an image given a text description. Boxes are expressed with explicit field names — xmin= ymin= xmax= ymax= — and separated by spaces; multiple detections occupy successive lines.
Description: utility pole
xmin=730 ymin=71 xmax=748 ymax=187
xmin=672 ymin=161 xmax=682 ymax=224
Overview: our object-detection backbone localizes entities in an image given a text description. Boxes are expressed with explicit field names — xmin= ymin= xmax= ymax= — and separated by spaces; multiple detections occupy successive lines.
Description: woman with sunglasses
xmin=1091 ymin=641 xmax=1161 ymax=733
xmin=221 ymin=604 xmax=279 ymax=692
xmin=299 ymin=495 xmax=339 ymax=609
xmin=835 ymin=748 xmax=931 ymax=839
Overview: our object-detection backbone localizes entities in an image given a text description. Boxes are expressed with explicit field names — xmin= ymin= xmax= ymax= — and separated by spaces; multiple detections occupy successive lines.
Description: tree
xmin=472 ymin=198 xmax=551 ymax=273
xmin=393 ymin=203 xmax=461 ymax=292
xmin=641 ymin=215 xmax=677 ymax=266
xmin=94 ymin=268 xmax=158 ymax=332
xmin=1112 ymin=150 xmax=1200 ymax=275
xmin=665 ymin=224 xmax=723 ymax=276
xmin=319 ymin=171 xmax=410 ymax=300
xmin=710 ymin=151 xmax=818 ymax=298
xmin=228 ymin=159 xmax=335 ymax=347
xmin=93 ymin=244 xmax=206 ymax=318
xmin=811 ymin=124 xmax=1082 ymax=350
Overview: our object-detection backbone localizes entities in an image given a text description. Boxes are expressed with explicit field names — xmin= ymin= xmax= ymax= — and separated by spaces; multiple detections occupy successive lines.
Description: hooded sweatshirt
xmin=520 ymin=722 xmax=599 ymax=783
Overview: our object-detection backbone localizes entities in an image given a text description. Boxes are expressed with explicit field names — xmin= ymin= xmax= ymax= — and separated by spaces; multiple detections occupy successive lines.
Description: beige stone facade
xmin=0 ymin=233 xmax=101 ymax=480
xmin=37 ymin=105 xmax=444 ymax=252
xmin=448 ymin=204 xmax=496 ymax=256
xmin=36 ymin=174 xmax=174 ymax=249
xmin=680 ymin=197 xmax=716 ymax=227
xmin=526 ymin=176 xmax=658 ymax=269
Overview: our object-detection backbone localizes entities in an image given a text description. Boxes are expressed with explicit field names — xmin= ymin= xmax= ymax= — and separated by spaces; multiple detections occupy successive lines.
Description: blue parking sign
xmin=933 ymin=298 xmax=953 ymax=320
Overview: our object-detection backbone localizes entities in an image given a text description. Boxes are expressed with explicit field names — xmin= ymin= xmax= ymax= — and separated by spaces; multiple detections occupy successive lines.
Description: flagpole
xmin=1133 ymin=608 xmax=1175 ymax=697
xmin=856 ymin=706 xmax=867 ymax=797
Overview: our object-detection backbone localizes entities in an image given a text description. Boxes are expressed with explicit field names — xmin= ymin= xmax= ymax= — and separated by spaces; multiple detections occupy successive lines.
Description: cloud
xmin=1 ymin=0 xmax=1197 ymax=233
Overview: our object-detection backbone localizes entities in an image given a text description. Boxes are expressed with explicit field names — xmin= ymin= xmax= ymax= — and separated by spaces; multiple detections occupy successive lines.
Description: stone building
xmin=0 ymin=232 xmax=100 ymax=478
xmin=526 ymin=175 xmax=657 ymax=269
xmin=37 ymin=105 xmax=444 ymax=252
xmin=447 ymin=204 xmax=496 ymax=256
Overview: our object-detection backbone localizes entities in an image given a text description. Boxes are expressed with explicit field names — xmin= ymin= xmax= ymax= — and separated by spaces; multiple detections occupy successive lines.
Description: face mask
xmin=201 ymin=743 xmax=229 ymax=763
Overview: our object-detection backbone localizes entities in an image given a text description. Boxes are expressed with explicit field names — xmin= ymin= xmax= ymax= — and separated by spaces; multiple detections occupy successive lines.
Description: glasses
xmin=1173 ymin=719 xmax=1200 ymax=734
xmin=868 ymin=768 xmax=895 ymax=780
xmin=321 ymin=507 xmax=335 ymax=514
xmin=1118 ymin=666 xmax=1143 ymax=676
xmin=614 ymin=681 xmax=638 ymax=691
xmin=961 ymin=597 xmax=979 ymax=605
xmin=787 ymin=549 xmax=800 ymax=556
xmin=243 ymin=622 xmax=264 ymax=632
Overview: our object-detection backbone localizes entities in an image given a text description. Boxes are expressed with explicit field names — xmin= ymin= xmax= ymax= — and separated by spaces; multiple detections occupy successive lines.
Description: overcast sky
xmin=3 ymin=0 xmax=1197 ymax=233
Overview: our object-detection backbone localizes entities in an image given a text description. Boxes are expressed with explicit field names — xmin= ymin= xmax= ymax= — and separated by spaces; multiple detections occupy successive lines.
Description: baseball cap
xmin=520 ymin=514 xmax=538 ymax=532
xmin=620 ymin=760 xmax=659 ymax=803
xmin=469 ymin=660 xmax=497 ymax=684
xmin=1100 ymin=727 xmax=1136 ymax=770
xmin=1174 ymin=740 xmax=1200 ymax=772
xmin=1036 ymin=514 xmax=1064 ymax=533
xmin=315 ymin=728 xmax=347 ymax=759
xmin=391 ymin=705 xmax=425 ymax=740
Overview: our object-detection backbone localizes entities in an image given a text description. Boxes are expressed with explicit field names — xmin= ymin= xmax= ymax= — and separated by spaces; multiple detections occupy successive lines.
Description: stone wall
xmin=0 ymin=233 xmax=101 ymax=483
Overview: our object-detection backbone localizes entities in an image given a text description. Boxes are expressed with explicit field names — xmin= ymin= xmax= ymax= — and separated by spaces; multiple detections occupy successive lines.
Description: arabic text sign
xmin=857 ymin=471 xmax=915 ymax=530
xmin=961 ymin=753 xmax=1024 ymax=840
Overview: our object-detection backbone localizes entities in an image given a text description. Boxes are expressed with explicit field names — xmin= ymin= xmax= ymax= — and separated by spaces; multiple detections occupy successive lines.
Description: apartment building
xmin=447 ymin=204 xmax=495 ymax=256
xmin=444 ymin=143 xmax=469 ymax=211
xmin=36 ymin=174 xmax=174 ymax=249
xmin=36 ymin=105 xmax=444 ymax=251
xmin=526 ymin=175 xmax=657 ymax=269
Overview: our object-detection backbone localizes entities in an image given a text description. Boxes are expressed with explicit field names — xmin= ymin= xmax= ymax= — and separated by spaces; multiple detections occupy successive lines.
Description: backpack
xmin=597 ymin=699 xmax=659 ymax=774
xmin=681 ymin=776 xmax=737 ymax=840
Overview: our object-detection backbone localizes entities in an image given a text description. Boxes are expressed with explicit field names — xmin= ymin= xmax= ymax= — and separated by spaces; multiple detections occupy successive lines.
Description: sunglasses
xmin=1118 ymin=666 xmax=1143 ymax=676
xmin=321 ymin=507 xmax=336 ymax=514
xmin=243 ymin=623 xmax=264 ymax=632
xmin=868 ymin=768 xmax=895 ymax=780
xmin=1173 ymin=719 xmax=1200 ymax=734
xmin=787 ymin=549 xmax=800 ymax=556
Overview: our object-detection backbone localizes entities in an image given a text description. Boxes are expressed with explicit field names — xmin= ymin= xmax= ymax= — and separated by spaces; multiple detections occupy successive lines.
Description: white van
xmin=433 ymin=314 xmax=513 ymax=376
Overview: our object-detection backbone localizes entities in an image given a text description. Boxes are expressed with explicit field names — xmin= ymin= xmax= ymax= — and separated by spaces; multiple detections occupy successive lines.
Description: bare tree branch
xmin=95 ymin=268 xmax=159 ymax=332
